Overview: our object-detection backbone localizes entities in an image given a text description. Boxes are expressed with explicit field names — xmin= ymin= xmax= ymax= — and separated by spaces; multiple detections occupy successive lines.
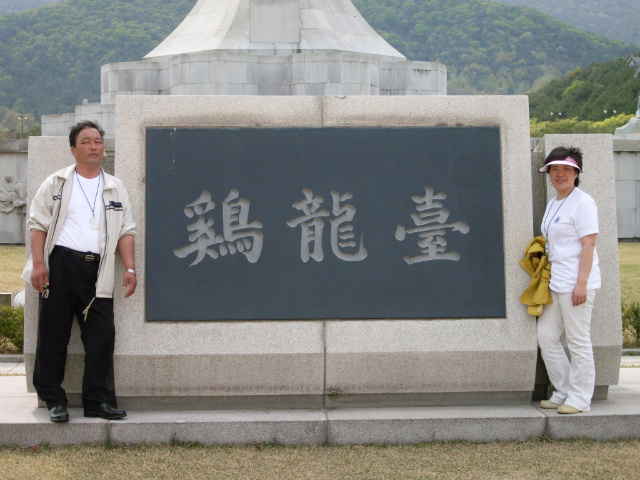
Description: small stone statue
xmin=630 ymin=55 xmax=640 ymax=78
xmin=0 ymin=174 xmax=26 ymax=214
xmin=614 ymin=55 xmax=640 ymax=134
xmin=630 ymin=55 xmax=640 ymax=116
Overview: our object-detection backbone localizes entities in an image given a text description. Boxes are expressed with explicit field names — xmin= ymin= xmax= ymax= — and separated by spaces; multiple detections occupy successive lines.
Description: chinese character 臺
xmin=395 ymin=186 xmax=469 ymax=264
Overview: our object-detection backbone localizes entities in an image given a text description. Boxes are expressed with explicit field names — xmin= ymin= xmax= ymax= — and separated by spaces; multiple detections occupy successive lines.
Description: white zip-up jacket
xmin=22 ymin=164 xmax=136 ymax=298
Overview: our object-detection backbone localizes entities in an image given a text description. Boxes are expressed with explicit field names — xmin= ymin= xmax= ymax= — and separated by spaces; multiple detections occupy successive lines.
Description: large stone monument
xmin=25 ymin=0 xmax=621 ymax=414
xmin=25 ymin=95 xmax=622 ymax=411
xmin=41 ymin=0 xmax=446 ymax=137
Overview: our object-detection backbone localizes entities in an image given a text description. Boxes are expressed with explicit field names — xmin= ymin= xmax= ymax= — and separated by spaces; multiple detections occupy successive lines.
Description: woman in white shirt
xmin=537 ymin=146 xmax=600 ymax=414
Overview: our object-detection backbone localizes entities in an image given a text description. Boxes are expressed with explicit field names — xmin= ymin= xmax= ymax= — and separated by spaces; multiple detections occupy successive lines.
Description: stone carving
xmin=174 ymin=189 xmax=264 ymax=265
xmin=287 ymin=189 xmax=368 ymax=263
xmin=395 ymin=186 xmax=470 ymax=264
xmin=0 ymin=174 xmax=26 ymax=214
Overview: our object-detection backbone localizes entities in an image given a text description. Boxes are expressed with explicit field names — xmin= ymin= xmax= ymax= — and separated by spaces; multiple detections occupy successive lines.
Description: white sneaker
xmin=558 ymin=404 xmax=582 ymax=414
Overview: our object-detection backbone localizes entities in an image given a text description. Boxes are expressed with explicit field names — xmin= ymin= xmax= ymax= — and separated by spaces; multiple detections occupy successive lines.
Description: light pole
xmin=17 ymin=115 xmax=25 ymax=135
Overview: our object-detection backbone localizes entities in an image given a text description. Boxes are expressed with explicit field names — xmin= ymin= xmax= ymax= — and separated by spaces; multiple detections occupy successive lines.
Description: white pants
xmin=537 ymin=290 xmax=596 ymax=412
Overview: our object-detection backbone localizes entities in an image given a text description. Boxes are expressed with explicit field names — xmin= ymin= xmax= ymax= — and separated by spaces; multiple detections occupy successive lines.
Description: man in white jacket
xmin=24 ymin=120 xmax=136 ymax=422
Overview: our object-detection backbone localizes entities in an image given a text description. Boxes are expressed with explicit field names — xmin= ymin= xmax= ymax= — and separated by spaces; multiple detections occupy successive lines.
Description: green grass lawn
xmin=0 ymin=245 xmax=25 ymax=293
xmin=1 ymin=439 xmax=640 ymax=480
xmin=619 ymin=242 xmax=640 ymax=303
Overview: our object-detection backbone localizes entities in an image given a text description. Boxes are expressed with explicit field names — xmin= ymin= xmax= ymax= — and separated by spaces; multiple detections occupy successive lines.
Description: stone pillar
xmin=539 ymin=134 xmax=622 ymax=399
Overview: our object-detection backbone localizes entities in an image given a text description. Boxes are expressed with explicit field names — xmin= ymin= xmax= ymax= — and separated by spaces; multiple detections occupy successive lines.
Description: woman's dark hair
xmin=543 ymin=146 xmax=583 ymax=187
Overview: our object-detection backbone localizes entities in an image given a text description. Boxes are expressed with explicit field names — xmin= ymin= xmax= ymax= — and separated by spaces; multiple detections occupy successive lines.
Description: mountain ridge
xmin=0 ymin=0 xmax=60 ymax=15
xmin=487 ymin=0 xmax=639 ymax=47
xmin=0 ymin=0 xmax=635 ymax=119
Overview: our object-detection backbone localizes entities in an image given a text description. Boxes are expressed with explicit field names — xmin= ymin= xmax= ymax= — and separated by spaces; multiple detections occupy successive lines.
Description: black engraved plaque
xmin=145 ymin=127 xmax=505 ymax=320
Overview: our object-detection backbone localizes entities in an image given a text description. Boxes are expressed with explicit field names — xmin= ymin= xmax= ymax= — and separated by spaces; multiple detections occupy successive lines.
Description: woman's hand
xmin=572 ymin=282 xmax=587 ymax=306
xmin=573 ymin=233 xmax=597 ymax=306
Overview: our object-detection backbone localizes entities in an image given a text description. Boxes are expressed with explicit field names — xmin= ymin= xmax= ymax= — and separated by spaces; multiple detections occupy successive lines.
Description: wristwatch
xmin=126 ymin=269 xmax=137 ymax=275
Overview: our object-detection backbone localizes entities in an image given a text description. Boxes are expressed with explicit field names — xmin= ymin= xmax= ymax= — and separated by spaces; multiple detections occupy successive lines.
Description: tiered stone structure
xmin=41 ymin=0 xmax=446 ymax=137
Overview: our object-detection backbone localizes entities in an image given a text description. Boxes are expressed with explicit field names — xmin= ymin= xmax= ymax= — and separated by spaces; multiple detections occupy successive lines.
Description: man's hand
xmin=31 ymin=262 xmax=49 ymax=293
xmin=117 ymin=234 xmax=137 ymax=298
xmin=30 ymin=230 xmax=48 ymax=293
xmin=122 ymin=271 xmax=137 ymax=298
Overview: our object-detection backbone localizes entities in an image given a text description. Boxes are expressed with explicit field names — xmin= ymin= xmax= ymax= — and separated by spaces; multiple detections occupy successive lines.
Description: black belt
xmin=54 ymin=245 xmax=100 ymax=262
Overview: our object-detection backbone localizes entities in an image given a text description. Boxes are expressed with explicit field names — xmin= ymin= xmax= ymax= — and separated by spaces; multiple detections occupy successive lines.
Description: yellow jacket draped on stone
xmin=520 ymin=236 xmax=552 ymax=317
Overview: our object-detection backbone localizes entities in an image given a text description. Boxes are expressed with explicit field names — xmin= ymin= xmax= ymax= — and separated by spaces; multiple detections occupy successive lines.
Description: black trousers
xmin=33 ymin=246 xmax=115 ymax=408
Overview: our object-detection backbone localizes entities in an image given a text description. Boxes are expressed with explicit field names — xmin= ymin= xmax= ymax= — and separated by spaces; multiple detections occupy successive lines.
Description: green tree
xmin=488 ymin=0 xmax=640 ymax=46
xmin=0 ymin=109 xmax=39 ymax=139
xmin=353 ymin=0 xmax=635 ymax=95
xmin=529 ymin=113 xmax=635 ymax=136
xmin=528 ymin=56 xmax=640 ymax=121
xmin=0 ymin=0 xmax=195 ymax=118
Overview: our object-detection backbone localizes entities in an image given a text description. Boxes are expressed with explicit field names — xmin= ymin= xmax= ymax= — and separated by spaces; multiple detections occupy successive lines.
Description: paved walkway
xmin=1 ymin=355 xmax=639 ymax=446
xmin=0 ymin=355 xmax=24 ymax=375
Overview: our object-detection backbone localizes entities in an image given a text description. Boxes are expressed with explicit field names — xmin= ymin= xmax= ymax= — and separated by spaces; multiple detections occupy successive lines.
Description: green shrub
xmin=0 ymin=305 xmax=24 ymax=352
xmin=622 ymin=301 xmax=640 ymax=347
xmin=530 ymin=114 xmax=635 ymax=136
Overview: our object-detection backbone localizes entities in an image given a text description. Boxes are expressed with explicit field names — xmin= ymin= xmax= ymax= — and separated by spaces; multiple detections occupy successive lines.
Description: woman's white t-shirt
xmin=541 ymin=187 xmax=601 ymax=293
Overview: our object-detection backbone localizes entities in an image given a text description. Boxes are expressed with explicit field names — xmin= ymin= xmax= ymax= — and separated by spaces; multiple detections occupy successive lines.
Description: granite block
xmin=327 ymin=406 xmax=546 ymax=444
xmin=109 ymin=410 xmax=326 ymax=445
xmin=617 ymin=210 xmax=636 ymax=238
xmin=616 ymin=180 xmax=636 ymax=209
xmin=615 ymin=151 xmax=636 ymax=180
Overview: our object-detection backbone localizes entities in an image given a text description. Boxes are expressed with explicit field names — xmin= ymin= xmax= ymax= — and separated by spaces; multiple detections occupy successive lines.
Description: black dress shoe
xmin=84 ymin=402 xmax=127 ymax=420
xmin=49 ymin=405 xmax=69 ymax=423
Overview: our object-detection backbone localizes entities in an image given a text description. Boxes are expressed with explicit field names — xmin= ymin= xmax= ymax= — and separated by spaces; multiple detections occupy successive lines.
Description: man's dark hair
xmin=69 ymin=120 xmax=105 ymax=147
xmin=543 ymin=146 xmax=583 ymax=187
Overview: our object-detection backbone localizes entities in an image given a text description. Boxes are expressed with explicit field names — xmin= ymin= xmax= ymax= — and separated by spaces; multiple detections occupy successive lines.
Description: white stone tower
xmin=42 ymin=0 xmax=446 ymax=136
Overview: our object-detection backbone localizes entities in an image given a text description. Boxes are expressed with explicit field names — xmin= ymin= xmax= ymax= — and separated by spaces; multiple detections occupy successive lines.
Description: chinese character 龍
xmin=287 ymin=188 xmax=367 ymax=262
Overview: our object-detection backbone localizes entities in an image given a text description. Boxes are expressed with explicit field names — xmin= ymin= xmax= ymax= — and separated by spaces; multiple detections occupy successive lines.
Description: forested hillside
xmin=528 ymin=56 xmax=640 ymax=122
xmin=0 ymin=0 xmax=636 ymax=121
xmin=352 ymin=0 xmax=635 ymax=94
xmin=488 ymin=0 xmax=640 ymax=47
xmin=0 ymin=0 xmax=193 ymax=117
xmin=0 ymin=0 xmax=60 ymax=14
